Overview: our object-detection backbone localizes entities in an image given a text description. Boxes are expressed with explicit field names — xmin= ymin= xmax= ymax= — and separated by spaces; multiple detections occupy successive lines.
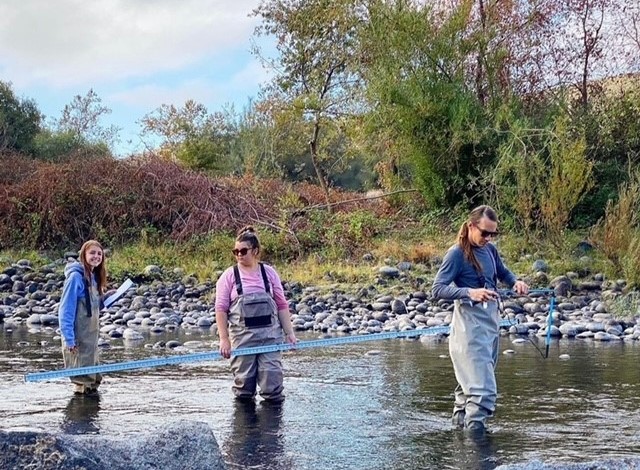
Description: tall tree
xmin=253 ymin=0 xmax=365 ymax=209
xmin=618 ymin=3 xmax=640 ymax=72
xmin=55 ymin=89 xmax=120 ymax=151
xmin=140 ymin=100 xmax=238 ymax=174
xmin=361 ymin=0 xmax=494 ymax=206
xmin=0 ymin=81 xmax=42 ymax=154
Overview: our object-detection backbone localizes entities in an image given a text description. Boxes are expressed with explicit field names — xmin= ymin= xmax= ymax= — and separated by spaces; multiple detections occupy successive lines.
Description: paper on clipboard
xmin=104 ymin=278 xmax=134 ymax=308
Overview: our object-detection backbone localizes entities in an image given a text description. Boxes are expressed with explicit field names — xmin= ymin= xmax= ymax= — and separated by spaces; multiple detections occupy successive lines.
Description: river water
xmin=2 ymin=325 xmax=640 ymax=469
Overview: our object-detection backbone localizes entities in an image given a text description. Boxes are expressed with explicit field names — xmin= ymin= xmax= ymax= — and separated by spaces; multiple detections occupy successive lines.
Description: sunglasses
xmin=478 ymin=228 xmax=499 ymax=238
xmin=232 ymin=247 xmax=252 ymax=256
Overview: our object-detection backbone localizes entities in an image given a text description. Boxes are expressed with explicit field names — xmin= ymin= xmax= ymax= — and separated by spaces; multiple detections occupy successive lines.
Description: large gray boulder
xmin=0 ymin=421 xmax=226 ymax=470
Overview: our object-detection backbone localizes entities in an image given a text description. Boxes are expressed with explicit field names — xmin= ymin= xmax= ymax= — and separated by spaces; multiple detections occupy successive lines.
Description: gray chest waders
xmin=227 ymin=263 xmax=285 ymax=400
xmin=449 ymin=299 xmax=500 ymax=427
xmin=61 ymin=277 xmax=102 ymax=388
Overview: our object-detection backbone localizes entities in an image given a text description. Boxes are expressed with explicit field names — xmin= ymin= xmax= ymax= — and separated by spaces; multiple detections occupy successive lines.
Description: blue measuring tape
xmin=498 ymin=288 xmax=554 ymax=297
xmin=24 ymin=320 xmax=514 ymax=382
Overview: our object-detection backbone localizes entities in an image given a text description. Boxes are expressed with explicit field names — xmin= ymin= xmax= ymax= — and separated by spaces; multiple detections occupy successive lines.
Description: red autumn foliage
xmin=0 ymin=153 xmax=389 ymax=250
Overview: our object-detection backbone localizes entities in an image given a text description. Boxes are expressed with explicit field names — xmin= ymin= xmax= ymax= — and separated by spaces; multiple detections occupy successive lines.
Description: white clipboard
xmin=104 ymin=278 xmax=134 ymax=308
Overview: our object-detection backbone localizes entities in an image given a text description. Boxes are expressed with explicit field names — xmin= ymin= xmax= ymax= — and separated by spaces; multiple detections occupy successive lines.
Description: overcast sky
xmin=0 ymin=0 xmax=272 ymax=155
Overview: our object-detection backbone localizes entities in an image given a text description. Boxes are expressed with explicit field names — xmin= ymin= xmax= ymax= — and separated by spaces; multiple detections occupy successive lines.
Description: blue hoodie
xmin=59 ymin=262 xmax=96 ymax=347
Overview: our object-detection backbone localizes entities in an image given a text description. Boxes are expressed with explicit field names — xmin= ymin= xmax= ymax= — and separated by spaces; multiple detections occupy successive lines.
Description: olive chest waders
xmin=227 ymin=263 xmax=285 ymax=401
xmin=61 ymin=277 xmax=102 ymax=392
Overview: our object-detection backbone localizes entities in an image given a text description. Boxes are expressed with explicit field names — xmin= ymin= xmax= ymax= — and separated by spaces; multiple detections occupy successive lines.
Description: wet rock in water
xmin=122 ymin=328 xmax=144 ymax=341
xmin=509 ymin=324 xmax=530 ymax=335
xmin=26 ymin=314 xmax=42 ymax=324
xmin=183 ymin=340 xmax=207 ymax=350
xmin=0 ymin=421 xmax=225 ymax=470
xmin=40 ymin=314 xmax=59 ymax=326
xmin=536 ymin=325 xmax=561 ymax=337
xmin=585 ymin=322 xmax=605 ymax=333
xmin=594 ymin=331 xmax=616 ymax=341
xmin=558 ymin=323 xmax=579 ymax=337
xmin=495 ymin=457 xmax=640 ymax=470
xmin=576 ymin=331 xmax=595 ymax=339
xmin=420 ymin=333 xmax=445 ymax=343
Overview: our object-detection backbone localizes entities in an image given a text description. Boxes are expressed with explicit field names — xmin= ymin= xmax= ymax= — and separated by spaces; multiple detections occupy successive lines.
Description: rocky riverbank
xmin=1 ymin=256 xmax=639 ymax=349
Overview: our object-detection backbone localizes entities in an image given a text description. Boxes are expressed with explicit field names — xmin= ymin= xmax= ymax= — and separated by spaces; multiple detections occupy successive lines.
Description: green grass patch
xmin=0 ymin=227 xmax=627 ymax=289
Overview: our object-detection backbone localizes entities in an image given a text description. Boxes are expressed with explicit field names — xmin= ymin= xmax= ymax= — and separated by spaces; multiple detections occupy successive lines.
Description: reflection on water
xmin=61 ymin=394 xmax=101 ymax=434
xmin=414 ymin=428 xmax=508 ymax=470
xmin=448 ymin=430 xmax=499 ymax=470
xmin=1 ymin=326 xmax=640 ymax=469
xmin=225 ymin=400 xmax=291 ymax=470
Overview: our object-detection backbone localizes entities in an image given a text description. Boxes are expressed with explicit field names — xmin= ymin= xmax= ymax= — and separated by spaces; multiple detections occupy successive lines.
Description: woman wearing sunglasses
xmin=215 ymin=226 xmax=297 ymax=402
xmin=432 ymin=205 xmax=528 ymax=433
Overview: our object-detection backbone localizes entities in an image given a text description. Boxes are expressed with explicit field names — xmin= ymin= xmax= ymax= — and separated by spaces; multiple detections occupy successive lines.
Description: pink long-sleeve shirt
xmin=215 ymin=263 xmax=289 ymax=313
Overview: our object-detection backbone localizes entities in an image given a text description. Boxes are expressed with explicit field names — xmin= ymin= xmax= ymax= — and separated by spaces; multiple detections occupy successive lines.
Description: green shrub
xmin=621 ymin=233 xmax=640 ymax=289
xmin=606 ymin=290 xmax=640 ymax=322
xmin=590 ymin=173 xmax=640 ymax=272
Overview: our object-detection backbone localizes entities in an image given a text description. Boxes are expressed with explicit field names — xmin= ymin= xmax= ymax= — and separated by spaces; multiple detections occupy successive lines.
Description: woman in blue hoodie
xmin=59 ymin=240 xmax=107 ymax=394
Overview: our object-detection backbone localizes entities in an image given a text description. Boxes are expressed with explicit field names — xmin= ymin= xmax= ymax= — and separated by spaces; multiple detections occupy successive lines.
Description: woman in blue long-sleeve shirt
xmin=432 ymin=206 xmax=528 ymax=433
xmin=59 ymin=240 xmax=107 ymax=395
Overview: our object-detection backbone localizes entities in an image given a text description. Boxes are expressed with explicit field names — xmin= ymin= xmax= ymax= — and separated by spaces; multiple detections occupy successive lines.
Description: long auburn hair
xmin=79 ymin=240 xmax=107 ymax=294
xmin=457 ymin=205 xmax=498 ymax=273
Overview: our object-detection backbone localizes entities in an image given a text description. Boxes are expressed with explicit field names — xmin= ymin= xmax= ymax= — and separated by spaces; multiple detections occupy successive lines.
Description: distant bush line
xmin=0 ymin=153 xmax=392 ymax=252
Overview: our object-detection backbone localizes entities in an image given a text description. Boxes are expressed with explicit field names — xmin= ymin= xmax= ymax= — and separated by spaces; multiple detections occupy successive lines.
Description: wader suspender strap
xmin=83 ymin=276 xmax=92 ymax=317
xmin=259 ymin=263 xmax=271 ymax=295
xmin=233 ymin=265 xmax=243 ymax=295
xmin=233 ymin=263 xmax=272 ymax=296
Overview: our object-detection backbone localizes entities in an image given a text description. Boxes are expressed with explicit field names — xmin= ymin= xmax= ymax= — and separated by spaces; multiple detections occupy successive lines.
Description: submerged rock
xmin=0 ymin=421 xmax=226 ymax=470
